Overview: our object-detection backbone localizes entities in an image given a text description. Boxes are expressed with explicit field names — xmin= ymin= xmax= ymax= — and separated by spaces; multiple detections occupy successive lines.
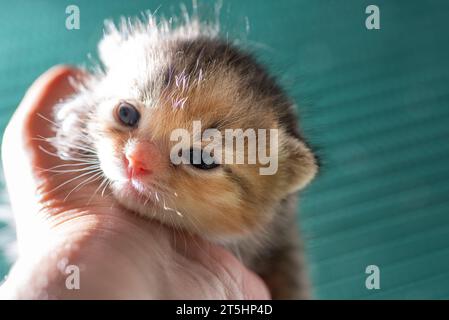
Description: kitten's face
xmin=88 ymin=63 xmax=316 ymax=241
xmin=58 ymin=30 xmax=317 ymax=241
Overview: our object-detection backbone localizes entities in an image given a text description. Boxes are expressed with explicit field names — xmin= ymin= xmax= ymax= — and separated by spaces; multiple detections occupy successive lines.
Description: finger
xmin=240 ymin=265 xmax=271 ymax=300
xmin=210 ymin=245 xmax=271 ymax=300
xmin=2 ymin=66 xmax=87 ymax=249
xmin=176 ymin=236 xmax=270 ymax=299
xmin=2 ymin=66 xmax=86 ymax=211
xmin=23 ymin=66 xmax=85 ymax=171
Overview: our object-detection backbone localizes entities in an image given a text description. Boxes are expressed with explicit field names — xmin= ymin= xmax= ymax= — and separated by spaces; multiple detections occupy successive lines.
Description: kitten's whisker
xmin=87 ymin=176 xmax=109 ymax=205
xmin=47 ymin=168 xmax=103 ymax=194
xmin=38 ymin=145 xmax=98 ymax=163
xmin=41 ymin=162 xmax=98 ymax=170
xmin=35 ymin=136 xmax=97 ymax=154
xmin=38 ymin=145 xmax=65 ymax=158
xmin=143 ymin=191 xmax=153 ymax=206
xmin=36 ymin=113 xmax=58 ymax=126
xmin=102 ymin=180 xmax=112 ymax=197
xmin=54 ymin=144 xmax=98 ymax=155
xmin=62 ymin=144 xmax=97 ymax=154
xmin=162 ymin=198 xmax=183 ymax=217
xmin=63 ymin=171 xmax=104 ymax=202
xmin=39 ymin=164 xmax=101 ymax=174
xmin=162 ymin=199 xmax=210 ymax=259
xmin=147 ymin=181 xmax=171 ymax=194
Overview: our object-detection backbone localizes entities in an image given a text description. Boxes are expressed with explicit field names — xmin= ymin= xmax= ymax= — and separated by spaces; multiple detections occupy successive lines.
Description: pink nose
xmin=124 ymin=141 xmax=158 ymax=178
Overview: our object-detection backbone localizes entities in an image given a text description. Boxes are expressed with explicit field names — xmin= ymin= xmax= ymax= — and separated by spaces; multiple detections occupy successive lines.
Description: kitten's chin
xmin=109 ymin=181 xmax=255 ymax=243
xmin=110 ymin=180 xmax=189 ymax=230
xmin=111 ymin=180 xmax=157 ymax=211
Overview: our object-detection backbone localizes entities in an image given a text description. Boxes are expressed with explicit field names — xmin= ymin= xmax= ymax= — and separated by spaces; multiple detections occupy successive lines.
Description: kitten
xmin=52 ymin=17 xmax=318 ymax=299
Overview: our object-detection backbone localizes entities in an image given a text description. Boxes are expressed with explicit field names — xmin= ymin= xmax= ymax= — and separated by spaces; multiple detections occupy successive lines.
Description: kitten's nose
xmin=124 ymin=141 xmax=158 ymax=177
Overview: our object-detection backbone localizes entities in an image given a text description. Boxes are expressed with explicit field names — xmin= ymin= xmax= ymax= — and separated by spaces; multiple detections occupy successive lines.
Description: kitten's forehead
xmin=100 ymin=32 xmax=293 ymax=137
xmin=102 ymin=35 xmax=248 ymax=96
xmin=99 ymin=45 xmax=170 ymax=100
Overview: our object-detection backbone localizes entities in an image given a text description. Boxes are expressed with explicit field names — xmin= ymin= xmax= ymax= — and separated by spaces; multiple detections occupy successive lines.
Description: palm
xmin=1 ymin=66 xmax=269 ymax=299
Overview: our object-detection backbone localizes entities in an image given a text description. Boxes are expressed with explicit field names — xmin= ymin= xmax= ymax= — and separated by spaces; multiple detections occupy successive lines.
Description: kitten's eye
xmin=115 ymin=102 xmax=140 ymax=127
xmin=189 ymin=148 xmax=220 ymax=170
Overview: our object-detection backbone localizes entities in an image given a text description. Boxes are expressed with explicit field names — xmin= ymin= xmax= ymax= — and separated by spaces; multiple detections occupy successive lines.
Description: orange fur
xmin=92 ymin=62 xmax=316 ymax=240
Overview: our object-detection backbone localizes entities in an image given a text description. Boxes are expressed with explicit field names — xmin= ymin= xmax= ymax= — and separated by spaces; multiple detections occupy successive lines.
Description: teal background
xmin=1 ymin=0 xmax=449 ymax=299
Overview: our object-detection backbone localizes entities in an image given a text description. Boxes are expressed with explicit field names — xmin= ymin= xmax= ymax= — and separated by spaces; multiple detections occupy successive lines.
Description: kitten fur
xmin=52 ymin=16 xmax=318 ymax=299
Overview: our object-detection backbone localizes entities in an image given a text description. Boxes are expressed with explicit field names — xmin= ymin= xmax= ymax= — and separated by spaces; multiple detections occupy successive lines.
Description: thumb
xmin=2 ymin=66 xmax=87 ymax=248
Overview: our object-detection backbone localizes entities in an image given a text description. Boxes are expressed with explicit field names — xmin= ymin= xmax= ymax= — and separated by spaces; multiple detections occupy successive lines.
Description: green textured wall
xmin=1 ymin=0 xmax=449 ymax=299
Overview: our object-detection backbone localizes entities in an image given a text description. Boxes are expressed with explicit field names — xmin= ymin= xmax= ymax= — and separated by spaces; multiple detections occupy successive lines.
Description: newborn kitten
xmin=53 ymin=18 xmax=318 ymax=299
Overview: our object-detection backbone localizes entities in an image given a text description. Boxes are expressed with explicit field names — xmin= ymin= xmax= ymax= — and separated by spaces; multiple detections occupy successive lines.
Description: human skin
xmin=0 ymin=66 xmax=270 ymax=299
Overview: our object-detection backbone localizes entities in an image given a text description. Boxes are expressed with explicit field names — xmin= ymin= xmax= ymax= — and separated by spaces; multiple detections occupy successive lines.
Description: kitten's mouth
xmin=128 ymin=178 xmax=147 ymax=194
xmin=114 ymin=178 xmax=153 ymax=201
xmin=120 ymin=178 xmax=150 ymax=199
xmin=112 ymin=178 xmax=182 ymax=220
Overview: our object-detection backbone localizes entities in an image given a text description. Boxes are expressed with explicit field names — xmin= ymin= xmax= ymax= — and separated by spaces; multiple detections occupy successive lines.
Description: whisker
xmin=63 ymin=171 xmax=104 ymax=202
xmin=41 ymin=162 xmax=98 ymax=170
xmin=87 ymin=177 xmax=109 ymax=205
xmin=102 ymin=179 xmax=112 ymax=197
xmin=39 ymin=164 xmax=101 ymax=174
xmin=47 ymin=168 xmax=103 ymax=194
xmin=36 ymin=113 xmax=58 ymax=126
xmin=35 ymin=135 xmax=97 ymax=152
xmin=162 ymin=199 xmax=183 ymax=217
xmin=37 ymin=145 xmax=98 ymax=163
xmin=143 ymin=191 xmax=154 ymax=206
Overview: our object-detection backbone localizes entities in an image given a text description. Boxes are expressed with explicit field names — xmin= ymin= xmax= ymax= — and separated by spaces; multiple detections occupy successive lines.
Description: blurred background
xmin=1 ymin=0 xmax=449 ymax=299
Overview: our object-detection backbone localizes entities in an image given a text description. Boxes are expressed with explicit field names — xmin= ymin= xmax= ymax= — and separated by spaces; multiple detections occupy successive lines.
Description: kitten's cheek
xmin=97 ymin=141 xmax=127 ymax=182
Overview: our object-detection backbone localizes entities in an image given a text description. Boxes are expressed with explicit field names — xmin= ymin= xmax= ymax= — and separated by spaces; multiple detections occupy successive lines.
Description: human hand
xmin=0 ymin=66 xmax=270 ymax=299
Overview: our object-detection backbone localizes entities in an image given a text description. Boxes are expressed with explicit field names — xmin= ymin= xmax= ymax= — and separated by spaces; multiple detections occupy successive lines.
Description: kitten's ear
xmin=281 ymin=135 xmax=318 ymax=194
